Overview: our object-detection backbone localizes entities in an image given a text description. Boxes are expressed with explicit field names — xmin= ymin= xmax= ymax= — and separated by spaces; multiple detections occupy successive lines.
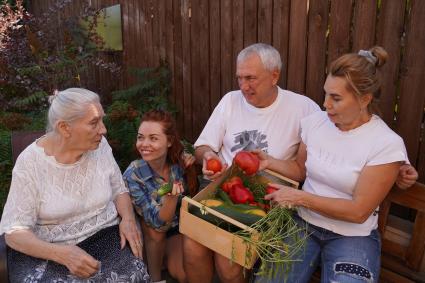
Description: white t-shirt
xmin=298 ymin=111 xmax=408 ymax=236
xmin=194 ymin=87 xmax=320 ymax=164
xmin=0 ymin=137 xmax=128 ymax=244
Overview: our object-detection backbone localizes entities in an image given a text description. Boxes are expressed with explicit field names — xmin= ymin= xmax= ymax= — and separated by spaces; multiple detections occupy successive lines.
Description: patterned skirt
xmin=8 ymin=225 xmax=151 ymax=282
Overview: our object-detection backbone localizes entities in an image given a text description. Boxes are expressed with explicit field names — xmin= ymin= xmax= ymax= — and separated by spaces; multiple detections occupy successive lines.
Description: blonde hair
xmin=329 ymin=46 xmax=388 ymax=114
xmin=47 ymin=88 xmax=100 ymax=132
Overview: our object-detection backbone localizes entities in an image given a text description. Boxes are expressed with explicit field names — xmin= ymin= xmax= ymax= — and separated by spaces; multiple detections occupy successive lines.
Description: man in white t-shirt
xmin=182 ymin=43 xmax=417 ymax=283
xmin=183 ymin=43 xmax=320 ymax=283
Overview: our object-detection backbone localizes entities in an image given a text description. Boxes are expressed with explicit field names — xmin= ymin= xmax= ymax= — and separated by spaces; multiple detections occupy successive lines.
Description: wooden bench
xmin=309 ymin=183 xmax=425 ymax=283
xmin=0 ymin=130 xmax=45 ymax=283
xmin=379 ymin=183 xmax=425 ymax=282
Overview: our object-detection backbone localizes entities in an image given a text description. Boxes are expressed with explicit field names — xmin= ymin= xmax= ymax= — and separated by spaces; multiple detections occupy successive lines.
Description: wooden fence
xmin=29 ymin=0 xmax=425 ymax=181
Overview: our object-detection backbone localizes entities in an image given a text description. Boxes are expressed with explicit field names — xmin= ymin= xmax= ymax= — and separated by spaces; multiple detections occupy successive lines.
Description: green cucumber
xmin=157 ymin=183 xmax=172 ymax=196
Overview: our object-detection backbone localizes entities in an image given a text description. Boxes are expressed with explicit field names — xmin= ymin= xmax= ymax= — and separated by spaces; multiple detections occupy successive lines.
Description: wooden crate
xmin=179 ymin=168 xmax=298 ymax=269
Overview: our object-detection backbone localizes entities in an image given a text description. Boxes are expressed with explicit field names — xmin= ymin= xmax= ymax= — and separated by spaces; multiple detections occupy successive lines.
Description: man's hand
xmin=396 ymin=164 xmax=418 ymax=189
xmin=202 ymin=151 xmax=227 ymax=180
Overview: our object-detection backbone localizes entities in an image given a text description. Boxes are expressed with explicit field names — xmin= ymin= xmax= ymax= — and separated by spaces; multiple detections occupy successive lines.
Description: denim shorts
xmin=254 ymin=214 xmax=381 ymax=283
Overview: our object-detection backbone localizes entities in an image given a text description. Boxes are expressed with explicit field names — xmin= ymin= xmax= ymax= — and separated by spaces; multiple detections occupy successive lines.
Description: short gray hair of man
xmin=47 ymin=88 xmax=100 ymax=132
xmin=237 ymin=43 xmax=282 ymax=72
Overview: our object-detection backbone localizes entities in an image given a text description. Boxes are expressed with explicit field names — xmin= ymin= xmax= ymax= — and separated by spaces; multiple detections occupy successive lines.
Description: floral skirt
xmin=8 ymin=225 xmax=151 ymax=282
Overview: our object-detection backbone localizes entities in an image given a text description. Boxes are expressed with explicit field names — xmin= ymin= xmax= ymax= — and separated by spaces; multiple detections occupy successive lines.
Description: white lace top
xmin=0 ymin=137 xmax=128 ymax=244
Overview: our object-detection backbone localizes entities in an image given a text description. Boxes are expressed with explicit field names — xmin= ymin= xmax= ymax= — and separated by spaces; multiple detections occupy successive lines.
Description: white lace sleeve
xmin=0 ymin=154 xmax=38 ymax=234
xmin=103 ymin=138 xmax=128 ymax=199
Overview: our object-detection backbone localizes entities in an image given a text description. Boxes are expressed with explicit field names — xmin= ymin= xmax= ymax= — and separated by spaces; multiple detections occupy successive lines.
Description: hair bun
xmin=358 ymin=50 xmax=378 ymax=65
xmin=48 ymin=89 xmax=59 ymax=104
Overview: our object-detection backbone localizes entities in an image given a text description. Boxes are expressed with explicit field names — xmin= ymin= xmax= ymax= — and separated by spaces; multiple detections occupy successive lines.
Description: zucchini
xmin=189 ymin=198 xmax=265 ymax=228
xmin=231 ymin=203 xmax=263 ymax=211
xmin=212 ymin=205 xmax=264 ymax=226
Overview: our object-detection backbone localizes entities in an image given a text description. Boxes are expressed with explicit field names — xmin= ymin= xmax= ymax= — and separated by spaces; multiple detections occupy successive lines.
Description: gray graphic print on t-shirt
xmin=230 ymin=130 xmax=268 ymax=153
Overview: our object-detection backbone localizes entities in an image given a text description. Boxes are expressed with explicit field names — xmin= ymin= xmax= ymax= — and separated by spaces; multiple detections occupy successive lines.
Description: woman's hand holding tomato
xmin=251 ymin=149 xmax=272 ymax=171
xmin=264 ymin=183 xmax=301 ymax=209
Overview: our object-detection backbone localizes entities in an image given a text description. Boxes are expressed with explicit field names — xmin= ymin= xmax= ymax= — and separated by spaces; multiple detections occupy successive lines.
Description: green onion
xmin=235 ymin=206 xmax=308 ymax=279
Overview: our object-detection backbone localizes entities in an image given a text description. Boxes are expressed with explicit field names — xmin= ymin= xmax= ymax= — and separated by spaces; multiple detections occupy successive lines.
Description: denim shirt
xmin=123 ymin=159 xmax=186 ymax=231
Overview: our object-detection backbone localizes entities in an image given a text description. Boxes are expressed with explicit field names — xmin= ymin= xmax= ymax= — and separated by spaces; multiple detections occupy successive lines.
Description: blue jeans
xmin=254 ymin=215 xmax=381 ymax=283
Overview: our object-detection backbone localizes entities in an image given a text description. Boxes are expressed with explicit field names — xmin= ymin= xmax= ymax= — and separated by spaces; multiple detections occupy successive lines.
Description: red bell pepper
xmin=221 ymin=176 xmax=243 ymax=193
xmin=230 ymin=184 xmax=255 ymax=204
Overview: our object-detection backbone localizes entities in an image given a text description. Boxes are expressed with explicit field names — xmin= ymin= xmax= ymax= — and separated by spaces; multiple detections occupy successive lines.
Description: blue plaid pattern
xmin=123 ymin=159 xmax=185 ymax=231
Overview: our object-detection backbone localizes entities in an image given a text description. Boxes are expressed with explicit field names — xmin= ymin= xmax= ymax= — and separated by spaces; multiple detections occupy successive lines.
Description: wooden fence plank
xmin=257 ymin=0 xmax=273 ymax=44
xmin=232 ymin=0 xmax=244 ymax=89
xmin=173 ymin=0 xmax=185 ymax=136
xmin=272 ymin=0 xmax=290 ymax=88
xmin=144 ymin=0 xmax=154 ymax=68
xmin=209 ymin=0 xmax=221 ymax=108
xmin=243 ymin=0 xmax=257 ymax=46
xmin=287 ymin=0 xmax=308 ymax=94
xmin=351 ymin=0 xmax=377 ymax=52
xmin=220 ymin=0 xmax=233 ymax=96
xmin=136 ymin=0 xmax=148 ymax=68
xmin=165 ymin=0 xmax=175 ymax=103
xmin=395 ymin=0 xmax=425 ymax=166
xmin=181 ymin=0 xmax=192 ymax=141
xmin=327 ymin=0 xmax=353 ymax=67
xmin=158 ymin=0 xmax=167 ymax=61
xmin=127 ymin=0 xmax=136 ymax=70
xmin=120 ymin=0 xmax=131 ymax=85
xmin=305 ymin=0 xmax=329 ymax=106
xmin=151 ymin=0 xmax=160 ymax=65
xmin=191 ymin=0 xmax=210 ymax=139
xmin=376 ymin=0 xmax=406 ymax=127
xmin=190 ymin=0 xmax=201 ymax=140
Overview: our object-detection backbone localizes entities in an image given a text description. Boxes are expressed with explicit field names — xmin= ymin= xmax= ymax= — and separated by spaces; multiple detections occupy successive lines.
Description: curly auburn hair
xmin=140 ymin=110 xmax=198 ymax=196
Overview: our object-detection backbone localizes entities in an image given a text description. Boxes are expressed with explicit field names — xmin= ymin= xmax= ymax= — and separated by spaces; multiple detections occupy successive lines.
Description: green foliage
xmin=112 ymin=64 xmax=174 ymax=113
xmin=0 ymin=0 xmax=121 ymax=112
xmin=0 ymin=130 xmax=12 ymax=216
xmin=105 ymin=63 xmax=175 ymax=170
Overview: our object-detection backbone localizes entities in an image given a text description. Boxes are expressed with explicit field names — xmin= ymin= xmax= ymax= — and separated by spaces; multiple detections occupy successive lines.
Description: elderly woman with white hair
xmin=0 ymin=88 xmax=150 ymax=282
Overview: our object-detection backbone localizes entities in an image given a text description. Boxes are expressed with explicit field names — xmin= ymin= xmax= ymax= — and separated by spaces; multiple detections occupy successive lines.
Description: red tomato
xmin=206 ymin=159 xmax=222 ymax=173
xmin=234 ymin=151 xmax=260 ymax=175
xmin=265 ymin=186 xmax=278 ymax=195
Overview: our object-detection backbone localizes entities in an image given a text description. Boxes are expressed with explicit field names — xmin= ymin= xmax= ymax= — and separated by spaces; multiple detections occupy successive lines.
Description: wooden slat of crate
xmin=180 ymin=196 xmax=257 ymax=269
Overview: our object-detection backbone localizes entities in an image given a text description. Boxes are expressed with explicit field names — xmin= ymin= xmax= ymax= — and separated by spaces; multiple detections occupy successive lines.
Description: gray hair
xmin=237 ymin=43 xmax=282 ymax=72
xmin=47 ymin=88 xmax=100 ymax=132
